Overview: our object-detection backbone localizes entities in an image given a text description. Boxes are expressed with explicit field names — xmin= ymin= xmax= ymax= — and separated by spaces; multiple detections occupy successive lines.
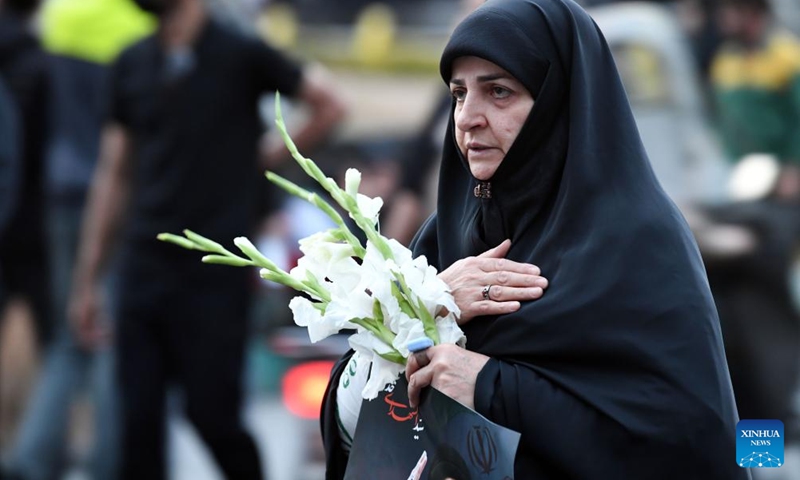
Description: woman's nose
xmin=455 ymin=95 xmax=486 ymax=131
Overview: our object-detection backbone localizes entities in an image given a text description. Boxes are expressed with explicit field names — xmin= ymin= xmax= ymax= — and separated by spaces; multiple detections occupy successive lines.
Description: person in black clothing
xmin=68 ymin=0 xmax=346 ymax=478
xmin=323 ymin=0 xmax=746 ymax=478
xmin=1 ymin=2 xmax=156 ymax=479
xmin=0 ymin=75 xmax=19 ymax=304
xmin=703 ymin=200 xmax=800 ymax=435
xmin=0 ymin=0 xmax=53 ymax=348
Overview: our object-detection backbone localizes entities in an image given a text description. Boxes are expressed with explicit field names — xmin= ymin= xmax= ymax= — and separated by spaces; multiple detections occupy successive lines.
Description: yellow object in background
xmin=352 ymin=3 xmax=397 ymax=67
xmin=40 ymin=0 xmax=156 ymax=65
xmin=258 ymin=2 xmax=299 ymax=50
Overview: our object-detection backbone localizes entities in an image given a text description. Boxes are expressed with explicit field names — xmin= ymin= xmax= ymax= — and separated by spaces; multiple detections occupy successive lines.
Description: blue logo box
xmin=737 ymin=419 xmax=784 ymax=468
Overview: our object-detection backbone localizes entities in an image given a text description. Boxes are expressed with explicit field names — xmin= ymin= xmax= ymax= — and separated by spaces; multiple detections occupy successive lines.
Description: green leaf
xmin=372 ymin=299 xmax=384 ymax=324
xmin=392 ymin=282 xmax=417 ymax=318
xmin=417 ymin=297 xmax=440 ymax=345
xmin=350 ymin=317 xmax=396 ymax=346
xmin=312 ymin=301 xmax=327 ymax=313
xmin=376 ymin=349 xmax=406 ymax=366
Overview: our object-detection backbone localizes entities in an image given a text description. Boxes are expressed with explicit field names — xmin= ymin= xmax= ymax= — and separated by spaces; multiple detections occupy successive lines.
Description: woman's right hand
xmin=438 ymin=239 xmax=548 ymax=324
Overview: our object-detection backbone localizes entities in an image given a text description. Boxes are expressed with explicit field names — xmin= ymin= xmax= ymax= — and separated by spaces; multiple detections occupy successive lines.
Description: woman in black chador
xmin=323 ymin=0 xmax=748 ymax=478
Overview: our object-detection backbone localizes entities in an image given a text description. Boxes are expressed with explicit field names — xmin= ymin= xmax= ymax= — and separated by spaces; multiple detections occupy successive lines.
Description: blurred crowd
xmin=1 ymin=0 xmax=799 ymax=479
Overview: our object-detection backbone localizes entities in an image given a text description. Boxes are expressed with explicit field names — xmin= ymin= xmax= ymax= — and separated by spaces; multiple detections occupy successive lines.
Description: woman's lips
xmin=467 ymin=144 xmax=497 ymax=159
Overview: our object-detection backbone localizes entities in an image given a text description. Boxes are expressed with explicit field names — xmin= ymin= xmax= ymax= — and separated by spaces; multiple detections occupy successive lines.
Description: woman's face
xmin=450 ymin=56 xmax=534 ymax=180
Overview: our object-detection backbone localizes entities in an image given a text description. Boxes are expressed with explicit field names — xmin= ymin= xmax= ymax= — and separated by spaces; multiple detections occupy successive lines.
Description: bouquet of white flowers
xmin=159 ymin=94 xmax=465 ymax=400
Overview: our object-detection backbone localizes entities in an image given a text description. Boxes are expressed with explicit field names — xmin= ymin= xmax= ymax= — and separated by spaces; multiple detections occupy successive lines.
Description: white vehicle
xmin=588 ymin=1 xmax=729 ymax=207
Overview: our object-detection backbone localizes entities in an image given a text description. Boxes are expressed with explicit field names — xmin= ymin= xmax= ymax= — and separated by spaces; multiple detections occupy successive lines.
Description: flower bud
xmin=345 ymin=168 xmax=362 ymax=198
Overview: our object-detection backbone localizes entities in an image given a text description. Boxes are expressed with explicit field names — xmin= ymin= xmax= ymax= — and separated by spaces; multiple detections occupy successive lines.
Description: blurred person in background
xmin=676 ymin=0 xmax=724 ymax=81
xmin=710 ymin=0 xmax=800 ymax=196
xmin=1 ymin=1 xmax=155 ymax=479
xmin=68 ymin=0 xmax=346 ymax=479
xmin=706 ymin=0 xmax=800 ymax=448
xmin=386 ymin=93 xmax=451 ymax=246
xmin=0 ymin=0 xmax=53 ymax=351
xmin=0 ymin=76 xmax=20 ymax=314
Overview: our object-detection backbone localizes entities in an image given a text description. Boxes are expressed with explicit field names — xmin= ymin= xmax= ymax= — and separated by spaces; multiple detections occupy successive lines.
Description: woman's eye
xmin=452 ymin=89 xmax=466 ymax=101
xmin=492 ymin=86 xmax=511 ymax=98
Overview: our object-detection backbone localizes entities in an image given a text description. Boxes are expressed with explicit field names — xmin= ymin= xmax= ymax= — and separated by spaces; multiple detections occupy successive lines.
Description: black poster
xmin=345 ymin=376 xmax=520 ymax=480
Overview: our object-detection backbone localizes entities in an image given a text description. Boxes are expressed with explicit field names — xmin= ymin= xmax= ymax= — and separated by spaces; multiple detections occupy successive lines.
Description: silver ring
xmin=482 ymin=285 xmax=492 ymax=301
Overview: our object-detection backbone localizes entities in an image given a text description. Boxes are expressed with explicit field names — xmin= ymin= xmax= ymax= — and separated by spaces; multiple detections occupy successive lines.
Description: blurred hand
xmin=69 ymin=283 xmax=111 ymax=350
xmin=776 ymin=164 xmax=800 ymax=200
xmin=405 ymin=343 xmax=490 ymax=409
xmin=260 ymin=134 xmax=290 ymax=170
xmin=438 ymin=239 xmax=548 ymax=324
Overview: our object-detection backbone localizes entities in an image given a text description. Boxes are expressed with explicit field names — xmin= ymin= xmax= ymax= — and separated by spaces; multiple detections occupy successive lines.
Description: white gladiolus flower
xmin=355 ymin=193 xmax=383 ymax=226
xmin=349 ymin=331 xmax=405 ymax=400
xmin=364 ymin=355 xmax=404 ymax=400
xmin=324 ymin=292 xmax=374 ymax=329
xmin=160 ymin=122 xmax=469 ymax=401
xmin=400 ymin=255 xmax=460 ymax=317
xmin=290 ymin=230 xmax=362 ymax=295
xmin=289 ymin=296 xmax=341 ymax=343
xmin=389 ymin=313 xmax=426 ymax=357
xmin=345 ymin=168 xmax=361 ymax=198
xmin=297 ymin=228 xmax=339 ymax=247
xmin=359 ymin=241 xmax=395 ymax=299
xmin=322 ymin=244 xmax=393 ymax=325
xmin=436 ymin=311 xmax=467 ymax=347
xmin=297 ymin=230 xmax=357 ymax=265
xmin=385 ymin=237 xmax=414 ymax=266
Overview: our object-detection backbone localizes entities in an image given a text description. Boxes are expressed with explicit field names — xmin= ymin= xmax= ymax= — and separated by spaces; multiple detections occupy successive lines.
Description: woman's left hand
xmin=405 ymin=344 xmax=490 ymax=409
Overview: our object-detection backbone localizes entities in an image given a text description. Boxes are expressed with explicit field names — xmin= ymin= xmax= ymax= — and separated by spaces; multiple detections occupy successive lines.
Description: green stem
xmin=393 ymin=271 xmax=439 ymax=344
xmin=301 ymin=269 xmax=332 ymax=303
xmin=350 ymin=317 xmax=397 ymax=348
xmin=233 ymin=237 xmax=281 ymax=271
xmin=265 ymin=172 xmax=343 ymax=226
xmin=260 ymin=269 xmax=315 ymax=296
xmin=391 ymin=282 xmax=417 ymax=318
xmin=265 ymin=171 xmax=366 ymax=258
xmin=157 ymin=233 xmax=198 ymax=251
xmin=354 ymin=215 xmax=393 ymax=259
xmin=202 ymin=254 xmax=254 ymax=267
xmin=183 ymin=229 xmax=229 ymax=255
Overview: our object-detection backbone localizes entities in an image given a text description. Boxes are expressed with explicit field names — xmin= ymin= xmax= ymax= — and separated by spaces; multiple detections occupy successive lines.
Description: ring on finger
xmin=413 ymin=350 xmax=431 ymax=368
xmin=482 ymin=284 xmax=493 ymax=301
